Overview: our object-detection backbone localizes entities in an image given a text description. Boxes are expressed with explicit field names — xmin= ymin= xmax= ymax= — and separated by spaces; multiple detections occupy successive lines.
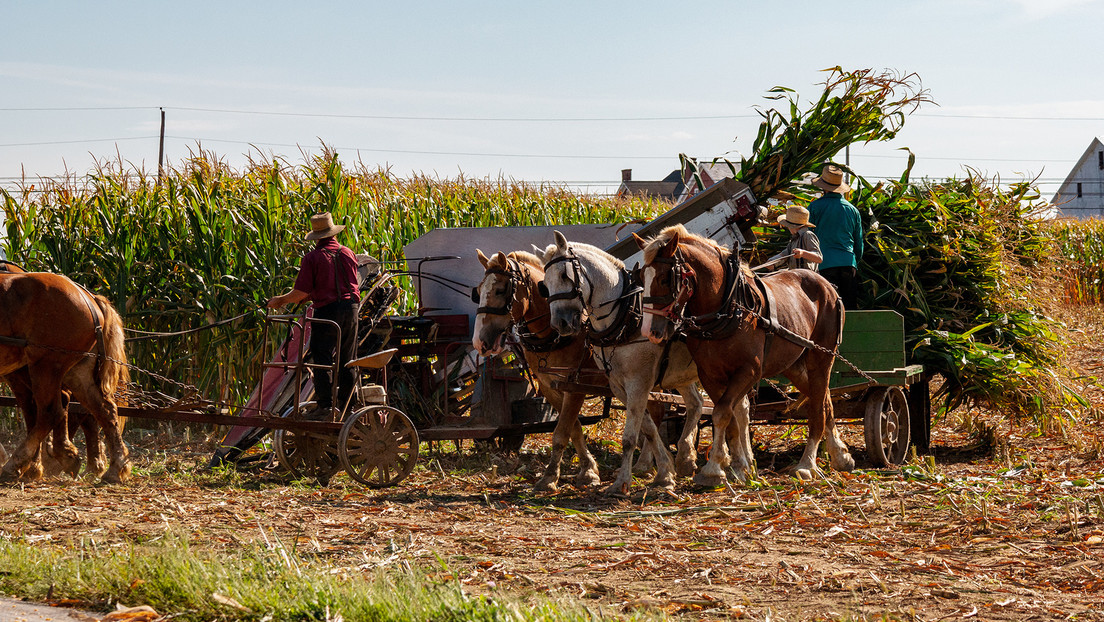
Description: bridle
xmin=471 ymin=260 xmax=519 ymax=317
xmin=644 ymin=243 xmax=755 ymax=341
xmin=473 ymin=257 xmax=569 ymax=353
xmin=541 ymin=244 xmax=645 ymax=350
xmin=538 ymin=247 xmax=590 ymax=307
xmin=642 ymin=247 xmax=697 ymax=329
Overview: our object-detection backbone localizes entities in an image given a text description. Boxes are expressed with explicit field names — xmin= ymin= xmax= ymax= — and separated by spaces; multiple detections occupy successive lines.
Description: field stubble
xmin=0 ymin=308 xmax=1102 ymax=621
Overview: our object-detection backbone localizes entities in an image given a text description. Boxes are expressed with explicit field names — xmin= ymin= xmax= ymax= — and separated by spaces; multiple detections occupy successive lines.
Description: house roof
xmin=618 ymin=181 xmax=681 ymax=198
xmin=1052 ymin=136 xmax=1104 ymax=204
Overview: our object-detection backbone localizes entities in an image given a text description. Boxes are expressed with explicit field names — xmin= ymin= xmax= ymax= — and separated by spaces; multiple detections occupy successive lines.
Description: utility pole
xmin=157 ymin=107 xmax=166 ymax=183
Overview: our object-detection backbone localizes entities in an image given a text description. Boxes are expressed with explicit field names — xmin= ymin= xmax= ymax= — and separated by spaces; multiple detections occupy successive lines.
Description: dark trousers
xmin=309 ymin=300 xmax=359 ymax=411
xmin=819 ymin=266 xmax=861 ymax=310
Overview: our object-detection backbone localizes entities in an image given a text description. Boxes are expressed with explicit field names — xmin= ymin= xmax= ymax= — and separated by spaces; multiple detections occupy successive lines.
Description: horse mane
xmin=643 ymin=224 xmax=732 ymax=264
xmin=569 ymin=242 xmax=625 ymax=270
xmin=507 ymin=250 xmax=543 ymax=270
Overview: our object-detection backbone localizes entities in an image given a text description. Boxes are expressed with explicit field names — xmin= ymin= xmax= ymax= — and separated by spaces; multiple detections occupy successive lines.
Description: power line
xmin=6 ymin=104 xmax=1104 ymax=123
xmin=0 ymin=137 xmax=153 ymax=148
xmin=160 ymin=135 xmax=674 ymax=160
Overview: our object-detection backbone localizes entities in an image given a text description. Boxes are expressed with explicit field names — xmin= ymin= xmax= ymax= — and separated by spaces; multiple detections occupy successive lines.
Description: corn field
xmin=0 ymin=148 xmax=663 ymax=405
xmin=1050 ymin=218 xmax=1104 ymax=305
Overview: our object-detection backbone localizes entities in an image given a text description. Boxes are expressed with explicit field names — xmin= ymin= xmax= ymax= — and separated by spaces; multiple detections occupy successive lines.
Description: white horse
xmin=537 ymin=231 xmax=734 ymax=495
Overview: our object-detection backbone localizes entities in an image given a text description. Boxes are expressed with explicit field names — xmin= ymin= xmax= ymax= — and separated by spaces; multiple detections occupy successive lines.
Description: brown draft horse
xmin=0 ymin=271 xmax=131 ymax=484
xmin=472 ymin=250 xmax=604 ymax=492
xmin=636 ymin=225 xmax=854 ymax=484
xmin=0 ymin=262 xmax=111 ymax=477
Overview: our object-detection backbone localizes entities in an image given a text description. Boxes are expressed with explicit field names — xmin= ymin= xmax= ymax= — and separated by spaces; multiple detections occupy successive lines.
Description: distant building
xmin=617 ymin=159 xmax=740 ymax=203
xmin=674 ymin=160 xmax=737 ymax=204
xmin=616 ymin=169 xmax=684 ymax=200
xmin=1052 ymin=137 xmax=1104 ymax=219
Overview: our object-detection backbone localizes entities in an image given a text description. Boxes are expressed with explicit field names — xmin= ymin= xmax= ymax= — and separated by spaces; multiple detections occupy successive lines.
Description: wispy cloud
xmin=1009 ymin=0 xmax=1099 ymax=20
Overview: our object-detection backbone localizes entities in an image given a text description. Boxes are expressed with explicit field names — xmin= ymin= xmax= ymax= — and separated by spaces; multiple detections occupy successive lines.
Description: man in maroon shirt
xmin=267 ymin=212 xmax=361 ymax=417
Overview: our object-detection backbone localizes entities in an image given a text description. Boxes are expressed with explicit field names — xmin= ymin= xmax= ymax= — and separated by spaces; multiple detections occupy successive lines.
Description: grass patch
xmin=0 ymin=535 xmax=637 ymax=621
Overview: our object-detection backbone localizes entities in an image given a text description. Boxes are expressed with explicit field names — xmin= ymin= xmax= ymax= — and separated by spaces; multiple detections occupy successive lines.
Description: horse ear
xmin=660 ymin=231 xmax=680 ymax=257
xmin=491 ymin=251 xmax=507 ymax=267
xmin=477 ymin=249 xmax=490 ymax=268
xmin=553 ymin=230 xmax=568 ymax=250
xmin=631 ymin=231 xmax=648 ymax=250
xmin=532 ymin=244 xmax=549 ymax=262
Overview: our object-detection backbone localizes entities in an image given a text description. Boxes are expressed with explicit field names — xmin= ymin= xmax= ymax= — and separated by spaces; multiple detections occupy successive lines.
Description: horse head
xmin=638 ymin=226 xmax=694 ymax=344
xmin=472 ymin=249 xmax=518 ymax=357
xmin=538 ymin=230 xmax=589 ymax=337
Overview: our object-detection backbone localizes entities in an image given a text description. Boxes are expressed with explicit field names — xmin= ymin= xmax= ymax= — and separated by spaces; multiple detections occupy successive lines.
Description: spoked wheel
xmin=274 ymin=402 xmax=342 ymax=484
xmin=339 ymin=405 xmax=419 ymax=488
xmin=863 ymin=386 xmax=911 ymax=467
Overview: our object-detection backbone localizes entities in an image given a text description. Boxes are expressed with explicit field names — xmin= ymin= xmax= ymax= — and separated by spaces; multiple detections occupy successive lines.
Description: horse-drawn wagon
xmin=0 ymin=176 xmax=931 ymax=490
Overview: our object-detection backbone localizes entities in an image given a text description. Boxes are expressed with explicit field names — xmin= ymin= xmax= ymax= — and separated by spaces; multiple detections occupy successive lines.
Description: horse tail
xmin=92 ymin=294 xmax=130 ymax=401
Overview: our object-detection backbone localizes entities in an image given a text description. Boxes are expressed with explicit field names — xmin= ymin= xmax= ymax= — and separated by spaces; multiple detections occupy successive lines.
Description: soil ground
xmin=0 ymin=310 xmax=1102 ymax=621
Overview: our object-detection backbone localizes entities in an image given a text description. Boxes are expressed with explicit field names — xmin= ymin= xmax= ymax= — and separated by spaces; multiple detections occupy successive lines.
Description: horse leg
xmin=48 ymin=401 xmax=80 ymax=478
xmin=673 ymin=383 xmax=704 ymax=478
xmin=536 ymin=391 xmax=585 ymax=492
xmin=1 ymin=372 xmax=65 ymax=482
xmin=606 ymin=387 xmax=675 ymax=495
xmin=723 ymin=393 xmax=754 ymax=484
xmin=1 ymin=371 xmax=42 ymax=481
xmin=566 ymin=394 xmax=601 ymax=488
xmin=633 ymin=402 xmax=665 ymax=475
xmin=65 ymin=366 xmax=129 ymax=484
xmin=72 ymin=409 xmax=107 ymax=477
xmin=694 ymin=397 xmax=733 ymax=487
xmin=821 ymin=392 xmax=854 ymax=473
xmin=694 ymin=375 xmax=751 ymax=488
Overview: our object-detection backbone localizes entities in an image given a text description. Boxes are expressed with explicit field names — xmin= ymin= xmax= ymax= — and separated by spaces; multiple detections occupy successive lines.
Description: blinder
xmin=541 ymin=251 xmax=587 ymax=305
xmin=473 ymin=264 xmax=518 ymax=316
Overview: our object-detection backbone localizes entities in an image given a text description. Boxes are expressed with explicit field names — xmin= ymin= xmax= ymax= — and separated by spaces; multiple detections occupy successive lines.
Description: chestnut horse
xmin=472 ymin=250 xmax=604 ymax=492
xmin=0 ymin=272 xmax=130 ymax=483
xmin=0 ymin=262 xmax=111 ymax=477
xmin=539 ymin=231 xmax=718 ymax=496
xmin=637 ymin=225 xmax=854 ymax=484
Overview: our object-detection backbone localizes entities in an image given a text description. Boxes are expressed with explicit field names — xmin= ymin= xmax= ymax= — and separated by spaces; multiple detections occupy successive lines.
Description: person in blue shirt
xmin=807 ymin=164 xmax=864 ymax=309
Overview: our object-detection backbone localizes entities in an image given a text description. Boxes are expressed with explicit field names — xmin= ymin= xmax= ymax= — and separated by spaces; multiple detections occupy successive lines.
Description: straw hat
xmin=305 ymin=212 xmax=345 ymax=240
xmin=777 ymin=205 xmax=815 ymax=228
xmin=812 ymin=164 xmax=850 ymax=194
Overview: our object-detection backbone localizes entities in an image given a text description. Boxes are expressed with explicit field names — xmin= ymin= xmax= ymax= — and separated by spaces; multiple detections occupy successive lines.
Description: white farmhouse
xmin=1052 ymin=137 xmax=1104 ymax=219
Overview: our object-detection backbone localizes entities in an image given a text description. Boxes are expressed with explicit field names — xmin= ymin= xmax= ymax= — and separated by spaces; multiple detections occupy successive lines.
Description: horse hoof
xmin=693 ymin=471 xmax=726 ymax=489
xmin=21 ymin=463 xmax=44 ymax=482
xmin=534 ymin=477 xmax=559 ymax=494
xmin=793 ymin=468 xmax=816 ymax=481
xmin=574 ymin=470 xmax=601 ymax=488
xmin=675 ymin=457 xmax=697 ymax=478
xmin=603 ymin=482 xmax=631 ymax=498
xmin=725 ymin=466 xmax=749 ymax=486
xmin=89 ymin=460 xmax=108 ymax=477
xmin=101 ymin=464 xmax=132 ymax=485
xmin=835 ymin=454 xmax=856 ymax=472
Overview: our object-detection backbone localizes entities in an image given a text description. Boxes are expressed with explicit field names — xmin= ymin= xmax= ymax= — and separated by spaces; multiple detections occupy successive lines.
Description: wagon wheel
xmin=339 ymin=405 xmax=419 ymax=488
xmin=274 ymin=402 xmax=342 ymax=484
xmin=863 ymin=386 xmax=911 ymax=467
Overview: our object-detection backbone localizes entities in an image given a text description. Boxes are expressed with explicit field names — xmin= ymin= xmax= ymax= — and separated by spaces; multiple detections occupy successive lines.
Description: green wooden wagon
xmin=643 ymin=308 xmax=930 ymax=468
xmin=737 ymin=308 xmax=929 ymax=467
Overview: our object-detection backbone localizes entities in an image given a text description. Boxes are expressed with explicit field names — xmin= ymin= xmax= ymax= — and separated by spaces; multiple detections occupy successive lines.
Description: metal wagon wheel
xmin=339 ymin=405 xmax=419 ymax=487
xmin=863 ymin=386 xmax=911 ymax=467
xmin=274 ymin=401 xmax=342 ymax=484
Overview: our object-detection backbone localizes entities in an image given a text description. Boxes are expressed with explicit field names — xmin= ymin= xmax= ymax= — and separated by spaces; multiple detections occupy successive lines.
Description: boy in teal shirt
xmin=807 ymin=164 xmax=864 ymax=308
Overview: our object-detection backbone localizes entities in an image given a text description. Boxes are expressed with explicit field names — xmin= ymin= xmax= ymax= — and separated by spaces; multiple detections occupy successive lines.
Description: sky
xmin=3 ymin=0 xmax=1104 ymax=200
